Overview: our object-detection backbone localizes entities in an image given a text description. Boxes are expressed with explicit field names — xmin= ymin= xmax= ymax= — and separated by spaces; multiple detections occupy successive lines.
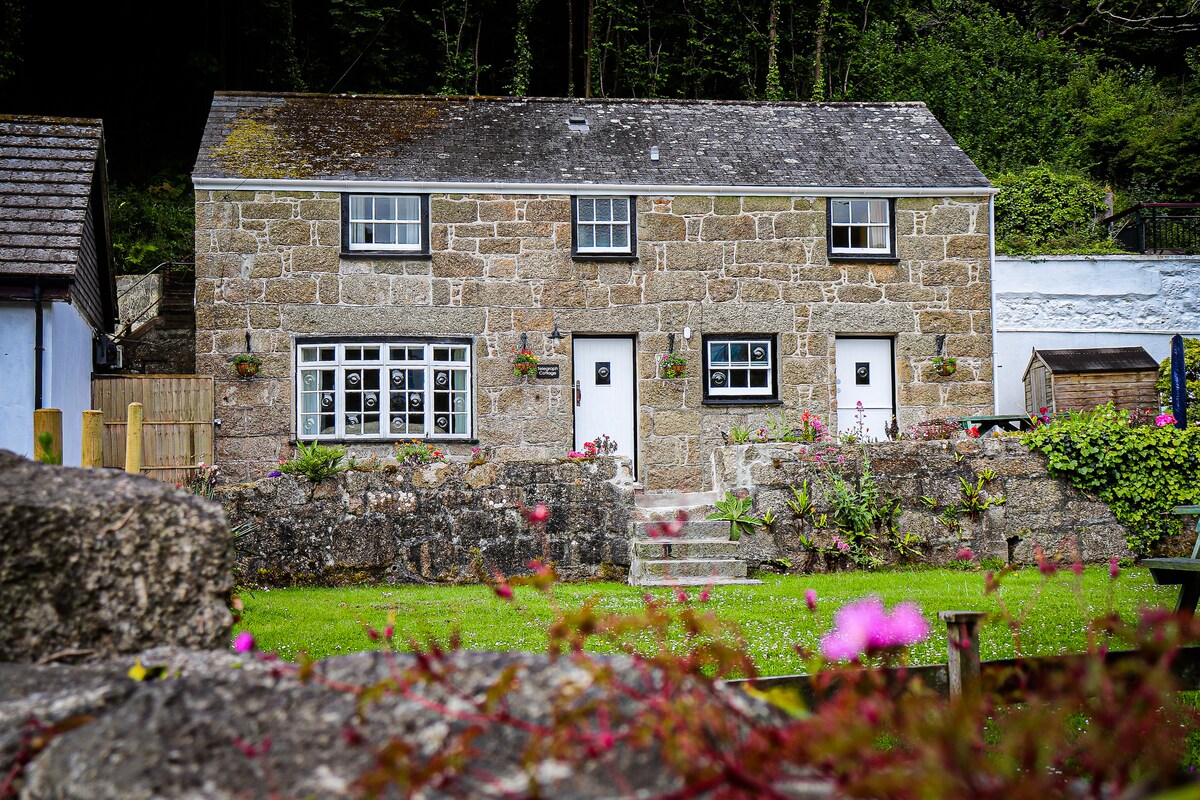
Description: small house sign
xmin=536 ymin=364 xmax=560 ymax=379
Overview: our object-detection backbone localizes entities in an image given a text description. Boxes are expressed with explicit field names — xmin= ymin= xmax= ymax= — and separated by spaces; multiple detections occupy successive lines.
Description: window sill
xmin=572 ymin=253 xmax=639 ymax=263
xmin=827 ymin=253 xmax=899 ymax=263
xmin=701 ymin=398 xmax=784 ymax=407
xmin=340 ymin=250 xmax=432 ymax=260
xmin=291 ymin=438 xmax=479 ymax=446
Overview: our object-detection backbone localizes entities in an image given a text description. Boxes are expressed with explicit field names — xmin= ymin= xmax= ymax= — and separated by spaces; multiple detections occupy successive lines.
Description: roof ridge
xmin=0 ymin=114 xmax=103 ymax=127
xmin=211 ymin=91 xmax=926 ymax=109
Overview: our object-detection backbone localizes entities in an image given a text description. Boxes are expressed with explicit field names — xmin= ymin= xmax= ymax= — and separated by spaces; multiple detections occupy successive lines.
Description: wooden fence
xmin=91 ymin=375 xmax=214 ymax=484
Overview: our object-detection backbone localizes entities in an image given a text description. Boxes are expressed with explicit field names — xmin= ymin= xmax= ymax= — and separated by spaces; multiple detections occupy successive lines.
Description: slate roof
xmin=194 ymin=93 xmax=989 ymax=189
xmin=1035 ymin=347 xmax=1161 ymax=374
xmin=0 ymin=115 xmax=104 ymax=279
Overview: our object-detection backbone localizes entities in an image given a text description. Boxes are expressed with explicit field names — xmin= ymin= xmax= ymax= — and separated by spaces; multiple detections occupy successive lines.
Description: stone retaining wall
xmin=710 ymin=439 xmax=1132 ymax=571
xmin=221 ymin=456 xmax=635 ymax=586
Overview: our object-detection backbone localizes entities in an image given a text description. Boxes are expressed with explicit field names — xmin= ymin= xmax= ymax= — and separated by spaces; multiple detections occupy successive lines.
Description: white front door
xmin=573 ymin=337 xmax=636 ymax=466
xmin=835 ymin=337 xmax=895 ymax=440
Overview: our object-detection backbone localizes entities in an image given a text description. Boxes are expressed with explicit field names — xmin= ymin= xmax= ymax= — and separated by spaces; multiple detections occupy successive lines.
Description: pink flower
xmin=1156 ymin=413 xmax=1176 ymax=428
xmin=525 ymin=503 xmax=550 ymax=524
xmin=699 ymin=588 xmax=711 ymax=603
xmin=820 ymin=596 xmax=930 ymax=661
xmin=1071 ymin=560 xmax=1084 ymax=577
xmin=1035 ymin=545 xmax=1057 ymax=577
xmin=648 ymin=509 xmax=688 ymax=539
xmin=384 ymin=625 xmax=394 ymax=640
xmin=804 ymin=588 xmax=818 ymax=612
xmin=954 ymin=547 xmax=974 ymax=561
xmin=1109 ymin=557 xmax=1120 ymax=580
xmin=834 ymin=538 xmax=850 ymax=553
xmin=233 ymin=631 xmax=255 ymax=653
xmin=494 ymin=582 xmax=513 ymax=600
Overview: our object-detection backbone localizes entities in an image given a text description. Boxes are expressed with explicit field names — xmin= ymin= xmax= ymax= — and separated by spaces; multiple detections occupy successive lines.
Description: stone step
xmin=633 ymin=519 xmax=731 ymax=540
xmin=635 ymin=576 xmax=763 ymax=587
xmin=635 ymin=558 xmax=748 ymax=580
xmin=634 ymin=489 xmax=725 ymax=511
xmin=631 ymin=538 xmax=741 ymax=559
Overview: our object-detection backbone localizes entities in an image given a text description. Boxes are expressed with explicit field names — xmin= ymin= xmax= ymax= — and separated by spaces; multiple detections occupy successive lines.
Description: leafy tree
xmin=992 ymin=165 xmax=1123 ymax=254
xmin=110 ymin=176 xmax=195 ymax=274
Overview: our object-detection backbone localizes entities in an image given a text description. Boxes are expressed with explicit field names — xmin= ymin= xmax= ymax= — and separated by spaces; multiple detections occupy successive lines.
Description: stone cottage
xmin=192 ymin=93 xmax=995 ymax=489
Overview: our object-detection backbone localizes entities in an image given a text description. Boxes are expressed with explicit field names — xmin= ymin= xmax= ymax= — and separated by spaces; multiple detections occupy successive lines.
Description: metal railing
xmin=1103 ymin=203 xmax=1200 ymax=254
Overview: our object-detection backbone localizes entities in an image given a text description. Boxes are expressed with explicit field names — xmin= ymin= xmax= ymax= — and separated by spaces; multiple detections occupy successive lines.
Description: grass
xmin=235 ymin=565 xmax=1178 ymax=676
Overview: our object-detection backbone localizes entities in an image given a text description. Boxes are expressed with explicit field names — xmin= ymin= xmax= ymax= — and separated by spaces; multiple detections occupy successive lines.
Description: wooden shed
xmin=1023 ymin=347 xmax=1161 ymax=414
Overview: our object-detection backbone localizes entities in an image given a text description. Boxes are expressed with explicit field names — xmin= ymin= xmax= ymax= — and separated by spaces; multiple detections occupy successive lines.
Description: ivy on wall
xmin=1024 ymin=404 xmax=1200 ymax=554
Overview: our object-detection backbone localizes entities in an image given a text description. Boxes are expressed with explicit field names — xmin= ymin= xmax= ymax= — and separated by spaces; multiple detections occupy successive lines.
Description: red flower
xmin=967 ymin=426 xmax=980 ymax=438
xmin=525 ymin=503 xmax=551 ymax=524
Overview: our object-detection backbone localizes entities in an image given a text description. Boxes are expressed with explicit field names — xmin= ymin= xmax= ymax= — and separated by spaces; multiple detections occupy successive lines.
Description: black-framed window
xmin=342 ymin=194 xmax=431 ymax=256
xmin=296 ymin=339 xmax=471 ymax=440
xmin=572 ymin=196 xmax=637 ymax=259
xmin=702 ymin=334 xmax=779 ymax=404
xmin=827 ymin=198 xmax=896 ymax=259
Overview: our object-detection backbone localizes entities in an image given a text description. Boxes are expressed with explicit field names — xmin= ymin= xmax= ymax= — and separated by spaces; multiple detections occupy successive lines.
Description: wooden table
xmin=1143 ymin=506 xmax=1200 ymax=615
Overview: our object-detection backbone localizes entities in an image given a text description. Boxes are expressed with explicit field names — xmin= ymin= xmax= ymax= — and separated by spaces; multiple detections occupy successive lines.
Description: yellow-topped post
xmin=125 ymin=402 xmax=143 ymax=474
xmin=81 ymin=410 xmax=104 ymax=468
xmin=33 ymin=408 xmax=62 ymax=464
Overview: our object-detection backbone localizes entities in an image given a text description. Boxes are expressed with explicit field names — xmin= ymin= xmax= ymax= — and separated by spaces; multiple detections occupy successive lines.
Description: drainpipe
xmin=989 ymin=195 xmax=999 ymax=414
xmin=33 ymin=282 xmax=44 ymax=410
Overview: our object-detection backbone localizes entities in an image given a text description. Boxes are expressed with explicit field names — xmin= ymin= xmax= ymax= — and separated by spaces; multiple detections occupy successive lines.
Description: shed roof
xmin=1033 ymin=347 xmax=1161 ymax=375
xmin=193 ymin=93 xmax=990 ymax=190
xmin=0 ymin=115 xmax=104 ymax=280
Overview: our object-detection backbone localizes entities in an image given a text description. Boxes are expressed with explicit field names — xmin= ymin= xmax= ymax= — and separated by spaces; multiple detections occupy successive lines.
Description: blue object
xmin=1172 ymin=334 xmax=1188 ymax=429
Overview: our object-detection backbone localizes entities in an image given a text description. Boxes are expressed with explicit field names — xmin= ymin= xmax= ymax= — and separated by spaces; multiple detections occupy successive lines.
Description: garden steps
xmin=629 ymin=490 xmax=761 ymax=587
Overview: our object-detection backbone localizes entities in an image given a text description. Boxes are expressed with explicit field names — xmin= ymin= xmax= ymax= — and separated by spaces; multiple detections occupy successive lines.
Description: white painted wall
xmin=993 ymin=255 xmax=1200 ymax=414
xmin=0 ymin=302 xmax=37 ymax=458
xmin=0 ymin=300 xmax=95 ymax=465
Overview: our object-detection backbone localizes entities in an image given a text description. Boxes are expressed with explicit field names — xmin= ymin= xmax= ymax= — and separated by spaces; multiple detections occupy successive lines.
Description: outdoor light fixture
xmin=520 ymin=332 xmax=529 ymax=351
xmin=550 ymin=324 xmax=564 ymax=344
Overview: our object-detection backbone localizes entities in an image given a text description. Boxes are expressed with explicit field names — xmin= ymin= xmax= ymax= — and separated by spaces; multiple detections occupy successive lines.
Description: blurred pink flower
xmin=804 ymin=588 xmax=818 ymax=612
xmin=820 ymin=596 xmax=930 ymax=662
xmin=1109 ymin=557 xmax=1121 ymax=580
xmin=954 ymin=547 xmax=974 ymax=561
xmin=233 ymin=631 xmax=255 ymax=653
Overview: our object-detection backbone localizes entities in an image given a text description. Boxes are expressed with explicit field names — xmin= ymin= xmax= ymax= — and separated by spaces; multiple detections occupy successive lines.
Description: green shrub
xmin=279 ymin=440 xmax=347 ymax=482
xmin=992 ymin=165 xmax=1125 ymax=255
xmin=1024 ymin=404 xmax=1200 ymax=553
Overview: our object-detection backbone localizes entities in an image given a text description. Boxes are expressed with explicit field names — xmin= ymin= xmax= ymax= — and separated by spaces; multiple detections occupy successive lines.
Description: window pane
xmin=374 ymin=223 xmax=397 ymax=244
xmin=363 ymin=347 xmax=380 ymax=361
xmin=868 ymin=200 xmax=888 ymax=224
xmin=750 ymin=343 xmax=769 ymax=364
xmin=578 ymin=225 xmax=594 ymax=248
xmin=730 ymin=369 xmax=749 ymax=388
xmin=433 ymin=347 xmax=450 ymax=361
xmin=851 ymin=199 xmax=870 ymax=222
xmin=450 ymin=347 xmax=468 ymax=362
xmin=595 ymin=226 xmax=611 ymax=248
xmin=397 ymin=223 xmax=421 ymax=246
xmin=750 ymin=370 xmax=768 ymax=388
xmin=350 ymin=195 xmax=371 ymax=219
xmin=300 ymin=347 xmax=319 ymax=363
xmin=451 ymin=370 xmax=467 ymax=390
xmin=350 ymin=223 xmax=369 ymax=244
xmin=612 ymin=225 xmax=629 ymax=248
xmin=577 ymin=198 xmax=594 ymax=221
xmin=831 ymin=200 xmax=850 ymax=224
xmin=729 ymin=342 xmax=748 ymax=364
xmin=710 ymin=342 xmax=728 ymax=364
xmin=612 ymin=198 xmax=629 ymax=221
xmin=595 ymin=198 xmax=612 ymax=222
xmin=375 ymin=196 xmax=397 ymax=220
xmin=452 ymin=414 xmax=468 ymax=434
xmin=396 ymin=196 xmax=420 ymax=221
xmin=868 ymin=226 xmax=887 ymax=249
xmin=709 ymin=369 xmax=727 ymax=388
xmin=849 ymin=227 xmax=869 ymax=248
xmin=320 ymin=347 xmax=335 ymax=361
xmin=831 ymin=227 xmax=850 ymax=249
xmin=345 ymin=347 xmax=362 ymax=360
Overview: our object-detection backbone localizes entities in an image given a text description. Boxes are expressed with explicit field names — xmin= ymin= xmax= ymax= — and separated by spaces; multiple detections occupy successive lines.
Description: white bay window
xmin=297 ymin=340 xmax=471 ymax=440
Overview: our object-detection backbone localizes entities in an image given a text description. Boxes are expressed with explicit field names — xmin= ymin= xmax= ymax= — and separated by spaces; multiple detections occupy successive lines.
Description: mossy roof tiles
xmin=193 ymin=93 xmax=989 ymax=189
xmin=0 ymin=116 xmax=103 ymax=279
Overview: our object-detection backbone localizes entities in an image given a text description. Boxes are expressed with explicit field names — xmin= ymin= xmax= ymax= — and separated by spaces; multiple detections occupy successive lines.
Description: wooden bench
xmin=1143 ymin=506 xmax=1200 ymax=615
xmin=956 ymin=414 xmax=1032 ymax=435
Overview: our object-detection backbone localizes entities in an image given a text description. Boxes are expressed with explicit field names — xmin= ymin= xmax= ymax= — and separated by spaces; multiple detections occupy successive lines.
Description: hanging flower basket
xmin=232 ymin=354 xmax=261 ymax=378
xmin=512 ymin=349 xmax=539 ymax=378
xmin=660 ymin=351 xmax=687 ymax=380
xmin=932 ymin=356 xmax=957 ymax=377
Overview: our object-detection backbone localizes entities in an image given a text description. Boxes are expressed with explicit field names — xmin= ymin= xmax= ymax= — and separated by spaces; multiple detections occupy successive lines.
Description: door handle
xmin=575 ymin=380 xmax=582 ymax=407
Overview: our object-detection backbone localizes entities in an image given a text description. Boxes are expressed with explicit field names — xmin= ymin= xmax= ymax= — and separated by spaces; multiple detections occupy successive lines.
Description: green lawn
xmin=235 ymin=565 xmax=1178 ymax=676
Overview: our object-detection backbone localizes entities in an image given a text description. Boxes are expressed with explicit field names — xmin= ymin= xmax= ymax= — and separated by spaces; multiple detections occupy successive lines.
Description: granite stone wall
xmin=709 ymin=439 xmax=1132 ymax=572
xmin=195 ymin=190 xmax=993 ymax=488
xmin=221 ymin=456 xmax=635 ymax=586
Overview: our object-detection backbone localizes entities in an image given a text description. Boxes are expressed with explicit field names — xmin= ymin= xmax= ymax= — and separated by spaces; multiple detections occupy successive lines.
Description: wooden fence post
xmin=939 ymin=610 xmax=985 ymax=699
xmin=81 ymin=410 xmax=104 ymax=468
xmin=125 ymin=402 xmax=144 ymax=474
xmin=33 ymin=408 xmax=63 ymax=465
